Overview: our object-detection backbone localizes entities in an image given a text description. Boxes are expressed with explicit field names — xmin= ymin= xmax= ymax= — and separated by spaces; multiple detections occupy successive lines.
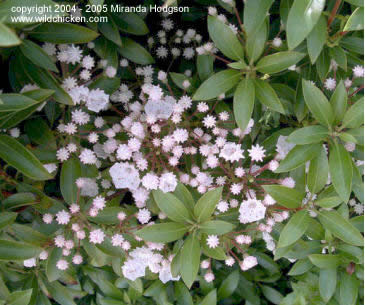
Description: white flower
xmin=56 ymin=148 xmax=70 ymax=162
xmin=39 ymin=251 xmax=48 ymax=260
xmin=109 ymin=162 xmax=140 ymax=191
xmin=137 ymin=208 xmax=151 ymax=224
xmin=324 ymin=78 xmax=336 ymax=91
xmin=142 ymin=173 xmax=160 ymax=190
xmin=86 ymin=89 xmax=109 ymax=113
xmin=56 ymin=210 xmax=71 ymax=225
xmin=111 ymin=234 xmax=125 ymax=246
xmin=353 ymin=65 xmax=364 ymax=78
xmin=248 ymin=144 xmax=266 ymax=162
xmin=240 ymin=256 xmax=258 ymax=271
xmin=239 ymin=199 xmax=266 ymax=224
xmin=24 ymin=258 xmax=36 ymax=268
xmin=56 ymin=259 xmax=69 ymax=270
xmin=272 ymin=37 xmax=282 ymax=47
xmin=159 ymin=172 xmax=177 ymax=193
xmin=206 ymin=235 xmax=219 ymax=248
xmin=79 ymin=149 xmax=97 ymax=165
xmin=276 ymin=136 xmax=295 ymax=160
xmin=204 ymin=272 xmax=215 ymax=282
xmin=220 ymin=142 xmax=244 ymax=162
xmin=73 ymin=254 xmax=83 ymax=265
xmin=281 ymin=177 xmax=296 ymax=188
xmin=89 ymin=229 xmax=105 ymax=244
xmin=122 ymin=259 xmax=146 ymax=281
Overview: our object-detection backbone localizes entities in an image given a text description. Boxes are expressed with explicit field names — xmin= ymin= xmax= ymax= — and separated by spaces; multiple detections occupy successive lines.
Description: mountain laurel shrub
xmin=0 ymin=0 xmax=363 ymax=304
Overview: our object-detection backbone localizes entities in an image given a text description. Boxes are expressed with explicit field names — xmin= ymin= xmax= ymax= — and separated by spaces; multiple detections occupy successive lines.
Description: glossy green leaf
xmin=200 ymin=289 xmax=217 ymax=305
xmin=194 ymin=187 xmax=222 ymax=223
xmin=276 ymin=143 xmax=322 ymax=172
xmin=307 ymin=15 xmax=327 ymax=64
xmin=287 ymin=126 xmax=328 ymax=145
xmin=98 ymin=17 xmax=122 ymax=47
xmin=46 ymin=248 xmax=64 ymax=282
xmin=317 ymin=210 xmax=363 ymax=246
xmin=315 ymin=196 xmax=342 ymax=209
xmin=329 ymin=141 xmax=353 ymax=202
xmin=302 ymin=79 xmax=334 ymax=127
xmin=2 ymin=192 xmax=37 ymax=210
xmin=246 ymin=19 xmax=267 ymax=63
xmin=256 ymin=52 xmax=305 ymax=74
xmin=207 ymin=16 xmax=244 ymax=61
xmin=20 ymin=40 xmax=58 ymax=72
xmin=261 ymin=285 xmax=283 ymax=305
xmin=343 ymin=7 xmax=364 ymax=32
xmin=136 ymin=222 xmax=188 ymax=243
xmin=0 ymin=22 xmax=20 ymax=47
xmin=218 ymin=269 xmax=239 ymax=300
xmin=174 ymin=281 xmax=193 ymax=305
xmin=0 ymin=240 xmax=42 ymax=260
xmin=153 ymin=190 xmax=192 ymax=223
xmin=111 ymin=12 xmax=149 ymax=35
xmin=118 ymin=38 xmax=154 ymax=65
xmin=308 ymin=254 xmax=342 ymax=269
xmin=233 ymin=79 xmax=255 ymax=131
xmin=0 ymin=135 xmax=52 ymax=180
xmin=262 ymin=185 xmax=304 ymax=208
xmin=341 ymin=97 xmax=364 ymax=129
xmin=7 ymin=289 xmax=33 ymax=305
xmin=339 ymin=272 xmax=359 ymax=305
xmin=254 ymin=79 xmax=285 ymax=114
xmin=193 ymin=70 xmax=241 ymax=101
xmin=319 ymin=268 xmax=336 ymax=302
xmin=197 ymin=54 xmax=214 ymax=81
xmin=244 ymin=0 xmax=273 ymax=37
xmin=29 ymin=23 xmax=99 ymax=43
xmin=330 ymin=80 xmax=347 ymax=124
xmin=286 ymin=0 xmax=325 ymax=49
xmin=288 ymin=258 xmax=313 ymax=276
xmin=180 ymin=234 xmax=200 ymax=288
xmin=307 ymin=145 xmax=328 ymax=193
xmin=278 ymin=210 xmax=311 ymax=248
xmin=0 ymin=212 xmax=17 ymax=230
xmin=60 ymin=157 xmax=81 ymax=205
xmin=199 ymin=220 xmax=235 ymax=235
xmin=173 ymin=183 xmax=195 ymax=214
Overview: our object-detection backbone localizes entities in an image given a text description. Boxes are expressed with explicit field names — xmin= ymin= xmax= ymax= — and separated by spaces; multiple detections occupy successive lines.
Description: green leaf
xmin=29 ymin=23 xmax=99 ymax=43
xmin=307 ymin=145 xmax=328 ymax=193
xmin=118 ymin=37 xmax=154 ymax=65
xmin=262 ymin=185 xmax=304 ymax=208
xmin=261 ymin=285 xmax=283 ymax=305
xmin=170 ymin=72 xmax=193 ymax=92
xmin=11 ymin=224 xmax=48 ymax=246
xmin=98 ymin=17 xmax=122 ymax=47
xmin=341 ymin=97 xmax=364 ymax=129
xmin=343 ymin=7 xmax=364 ymax=31
xmin=2 ymin=193 xmax=37 ymax=210
xmin=174 ymin=282 xmax=193 ymax=305
xmin=88 ymin=207 xmax=125 ymax=225
xmin=0 ymin=212 xmax=17 ymax=230
xmin=193 ymin=70 xmax=241 ymax=101
xmin=277 ymin=210 xmax=311 ymax=248
xmin=0 ymin=135 xmax=51 ymax=180
xmin=308 ymin=254 xmax=342 ymax=269
xmin=173 ymin=183 xmax=195 ymax=214
xmin=287 ymin=126 xmax=328 ymax=145
xmin=276 ymin=143 xmax=322 ymax=172
xmin=0 ymin=240 xmax=42 ymax=260
xmin=319 ymin=268 xmax=336 ymax=302
xmin=200 ymin=289 xmax=217 ymax=305
xmin=256 ymin=52 xmax=305 ymax=74
xmin=20 ymin=40 xmax=58 ymax=72
xmin=339 ymin=273 xmax=359 ymax=305
xmin=46 ymin=281 xmax=77 ymax=305
xmin=7 ymin=289 xmax=33 ymax=305
xmin=24 ymin=118 xmax=55 ymax=147
xmin=111 ymin=12 xmax=149 ymax=35
xmin=330 ymin=80 xmax=348 ymax=125
xmin=302 ymin=79 xmax=334 ymax=127
xmin=0 ymin=22 xmax=20 ymax=47
xmin=199 ymin=220 xmax=235 ymax=235
xmin=217 ymin=269 xmax=239 ymax=300
xmin=180 ymin=234 xmax=200 ymax=288
xmin=317 ymin=210 xmax=363 ymax=246
xmin=197 ymin=55 xmax=214 ymax=82
xmin=0 ymin=93 xmax=45 ymax=129
xmin=329 ymin=141 xmax=353 ymax=202
xmin=316 ymin=48 xmax=331 ymax=81
xmin=307 ymin=15 xmax=327 ymax=64
xmin=16 ymin=55 xmax=72 ymax=105
xmin=246 ymin=19 xmax=267 ymax=63
xmin=207 ymin=16 xmax=244 ymax=61
xmin=344 ymin=0 xmax=364 ymax=6
xmin=194 ymin=187 xmax=222 ymax=223
xmin=329 ymin=46 xmax=347 ymax=71
xmin=233 ymin=79 xmax=255 ymax=131
xmin=153 ymin=190 xmax=192 ymax=223
xmin=201 ymin=242 xmax=227 ymax=261
xmin=136 ymin=222 xmax=188 ymax=243
xmin=46 ymin=248 xmax=64 ymax=282
xmin=243 ymin=0 xmax=273 ymax=37
xmin=286 ymin=0 xmax=325 ymax=49
xmin=315 ymin=196 xmax=342 ymax=209
xmin=60 ymin=157 xmax=81 ymax=205
xmin=288 ymin=258 xmax=313 ymax=276
xmin=254 ymin=79 xmax=285 ymax=114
